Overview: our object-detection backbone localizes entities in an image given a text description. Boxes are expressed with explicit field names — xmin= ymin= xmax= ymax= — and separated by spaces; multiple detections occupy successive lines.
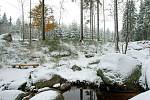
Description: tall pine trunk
xmin=97 ymin=0 xmax=100 ymax=41
xmin=29 ymin=0 xmax=32 ymax=46
xmin=80 ymin=0 xmax=84 ymax=42
xmin=124 ymin=0 xmax=129 ymax=54
xmin=21 ymin=0 xmax=25 ymax=41
xmin=42 ymin=0 xmax=45 ymax=40
xmin=90 ymin=0 xmax=94 ymax=40
xmin=114 ymin=0 xmax=119 ymax=52
xmin=103 ymin=0 xmax=106 ymax=43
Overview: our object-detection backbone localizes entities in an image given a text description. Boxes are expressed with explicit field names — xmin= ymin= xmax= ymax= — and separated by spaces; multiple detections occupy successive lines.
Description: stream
xmin=63 ymin=87 xmax=139 ymax=100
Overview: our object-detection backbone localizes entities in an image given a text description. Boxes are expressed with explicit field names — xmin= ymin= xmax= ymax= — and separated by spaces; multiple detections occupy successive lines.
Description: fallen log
xmin=12 ymin=64 xmax=39 ymax=68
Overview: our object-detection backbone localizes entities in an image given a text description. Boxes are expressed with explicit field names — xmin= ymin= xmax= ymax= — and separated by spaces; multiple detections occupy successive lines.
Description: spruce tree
xmin=121 ymin=0 xmax=136 ymax=41
xmin=143 ymin=0 xmax=150 ymax=40
xmin=136 ymin=0 xmax=145 ymax=40
xmin=2 ymin=13 xmax=8 ymax=24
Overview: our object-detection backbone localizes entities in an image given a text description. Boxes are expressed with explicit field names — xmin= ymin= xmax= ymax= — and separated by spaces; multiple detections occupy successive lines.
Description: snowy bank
xmin=129 ymin=90 xmax=150 ymax=100
xmin=30 ymin=90 xmax=63 ymax=100
xmin=139 ymin=58 xmax=150 ymax=89
xmin=0 ymin=90 xmax=25 ymax=100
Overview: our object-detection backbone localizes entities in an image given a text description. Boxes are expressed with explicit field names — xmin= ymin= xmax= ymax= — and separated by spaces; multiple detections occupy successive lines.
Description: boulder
xmin=129 ymin=90 xmax=150 ymax=100
xmin=0 ymin=33 xmax=12 ymax=42
xmin=29 ymin=90 xmax=64 ymax=100
xmin=71 ymin=65 xmax=82 ymax=71
xmin=97 ymin=53 xmax=142 ymax=91
xmin=34 ymin=74 xmax=64 ymax=89
xmin=0 ymin=90 xmax=25 ymax=100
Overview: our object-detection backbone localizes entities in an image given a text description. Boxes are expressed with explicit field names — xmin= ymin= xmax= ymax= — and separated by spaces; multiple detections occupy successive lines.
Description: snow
xmin=29 ymin=90 xmax=59 ymax=100
xmin=1 ymin=34 xmax=150 ymax=99
xmin=98 ymin=53 xmax=141 ymax=78
xmin=139 ymin=58 xmax=150 ymax=89
xmin=0 ymin=90 xmax=24 ymax=100
xmin=129 ymin=90 xmax=150 ymax=100
xmin=126 ymin=49 xmax=148 ymax=63
xmin=56 ymin=66 xmax=101 ymax=83
xmin=128 ymin=42 xmax=143 ymax=50
xmin=0 ymin=68 xmax=33 ymax=91
xmin=30 ymin=67 xmax=54 ymax=84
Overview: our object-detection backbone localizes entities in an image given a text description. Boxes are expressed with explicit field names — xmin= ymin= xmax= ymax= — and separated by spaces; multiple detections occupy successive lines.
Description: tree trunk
xmin=42 ymin=0 xmax=45 ymax=40
xmin=21 ymin=0 xmax=25 ymax=41
xmin=80 ymin=0 xmax=84 ymax=42
xmin=97 ymin=0 xmax=100 ymax=41
xmin=103 ymin=0 xmax=106 ymax=43
xmin=114 ymin=0 xmax=120 ymax=52
xmin=124 ymin=0 xmax=129 ymax=54
xmin=90 ymin=0 xmax=94 ymax=40
xmin=29 ymin=0 xmax=32 ymax=46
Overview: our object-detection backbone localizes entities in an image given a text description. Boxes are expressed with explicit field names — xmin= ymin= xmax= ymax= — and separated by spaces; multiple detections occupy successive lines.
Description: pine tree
xmin=0 ymin=13 xmax=9 ymax=34
xmin=1 ymin=13 xmax=8 ymax=24
xmin=143 ymin=0 xmax=150 ymax=40
xmin=121 ymin=0 xmax=136 ymax=41
xmin=16 ymin=18 xmax=22 ymax=31
xmin=135 ymin=0 xmax=145 ymax=40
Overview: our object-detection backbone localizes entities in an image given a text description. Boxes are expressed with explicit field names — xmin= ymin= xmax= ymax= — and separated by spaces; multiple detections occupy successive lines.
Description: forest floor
xmin=0 ymin=33 xmax=150 ymax=100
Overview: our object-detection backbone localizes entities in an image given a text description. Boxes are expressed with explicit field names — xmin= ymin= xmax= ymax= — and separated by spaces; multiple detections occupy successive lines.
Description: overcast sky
xmin=0 ymin=0 xmax=139 ymax=31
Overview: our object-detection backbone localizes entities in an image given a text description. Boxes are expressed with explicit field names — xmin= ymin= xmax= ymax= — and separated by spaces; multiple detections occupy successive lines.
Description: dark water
xmin=63 ymin=87 xmax=139 ymax=100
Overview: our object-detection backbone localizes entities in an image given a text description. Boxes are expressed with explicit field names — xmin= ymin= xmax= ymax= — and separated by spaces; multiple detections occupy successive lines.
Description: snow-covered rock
xmin=0 ymin=68 xmax=32 ymax=91
xmin=128 ymin=42 xmax=143 ymax=50
xmin=29 ymin=68 xmax=63 ymax=89
xmin=0 ymin=33 xmax=12 ymax=42
xmin=29 ymin=90 xmax=63 ymax=100
xmin=126 ymin=49 xmax=147 ymax=63
xmin=0 ymin=90 xmax=25 ymax=100
xmin=129 ymin=90 xmax=150 ymax=100
xmin=97 ymin=53 xmax=141 ymax=87
xmin=139 ymin=58 xmax=150 ymax=89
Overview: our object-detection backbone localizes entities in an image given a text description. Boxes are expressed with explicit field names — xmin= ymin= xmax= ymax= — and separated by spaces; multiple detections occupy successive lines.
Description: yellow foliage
xmin=31 ymin=1 xmax=56 ymax=31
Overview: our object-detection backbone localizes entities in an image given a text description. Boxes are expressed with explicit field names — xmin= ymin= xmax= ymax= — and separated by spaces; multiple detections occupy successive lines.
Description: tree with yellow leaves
xmin=31 ymin=0 xmax=57 ymax=32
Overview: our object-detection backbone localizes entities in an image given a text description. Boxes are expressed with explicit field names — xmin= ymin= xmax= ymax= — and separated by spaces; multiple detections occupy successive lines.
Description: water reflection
xmin=63 ymin=87 xmax=97 ymax=100
xmin=63 ymin=87 xmax=138 ymax=100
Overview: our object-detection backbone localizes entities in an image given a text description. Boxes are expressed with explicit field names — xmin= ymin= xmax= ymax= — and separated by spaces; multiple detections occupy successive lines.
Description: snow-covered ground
xmin=1 ymin=33 xmax=150 ymax=99
xmin=29 ymin=90 xmax=61 ymax=100
xmin=0 ymin=90 xmax=25 ymax=100
xmin=129 ymin=90 xmax=150 ymax=100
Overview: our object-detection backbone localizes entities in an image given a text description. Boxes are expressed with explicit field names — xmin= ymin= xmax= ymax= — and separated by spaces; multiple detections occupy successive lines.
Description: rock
xmin=85 ymin=53 xmax=95 ymax=58
xmin=0 ymin=90 xmax=25 ymax=100
xmin=29 ymin=90 xmax=64 ymax=100
xmin=51 ymin=50 xmax=71 ymax=58
xmin=97 ymin=53 xmax=142 ymax=91
xmin=0 ymin=33 xmax=12 ymax=42
xmin=53 ymin=83 xmax=61 ymax=88
xmin=89 ymin=59 xmax=100 ymax=65
xmin=129 ymin=90 xmax=150 ymax=100
xmin=38 ymin=87 xmax=51 ymax=93
xmin=34 ymin=75 xmax=64 ymax=89
xmin=8 ymin=79 xmax=27 ymax=91
xmin=60 ymin=82 xmax=71 ymax=91
xmin=71 ymin=65 xmax=82 ymax=71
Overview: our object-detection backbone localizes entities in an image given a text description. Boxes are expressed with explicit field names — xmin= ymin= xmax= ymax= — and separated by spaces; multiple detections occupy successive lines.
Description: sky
xmin=0 ymin=0 xmax=139 ymax=32
xmin=0 ymin=0 xmax=81 ymax=24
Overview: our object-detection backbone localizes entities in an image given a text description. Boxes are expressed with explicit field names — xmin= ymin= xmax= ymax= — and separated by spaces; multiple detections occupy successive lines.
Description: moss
xmin=97 ymin=69 xmax=113 ymax=84
xmin=55 ymin=94 xmax=64 ymax=100
xmin=124 ymin=65 xmax=142 ymax=90
xmin=18 ymin=82 xmax=27 ymax=91
xmin=34 ymin=75 xmax=62 ymax=89
xmin=15 ymin=93 xmax=26 ymax=100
